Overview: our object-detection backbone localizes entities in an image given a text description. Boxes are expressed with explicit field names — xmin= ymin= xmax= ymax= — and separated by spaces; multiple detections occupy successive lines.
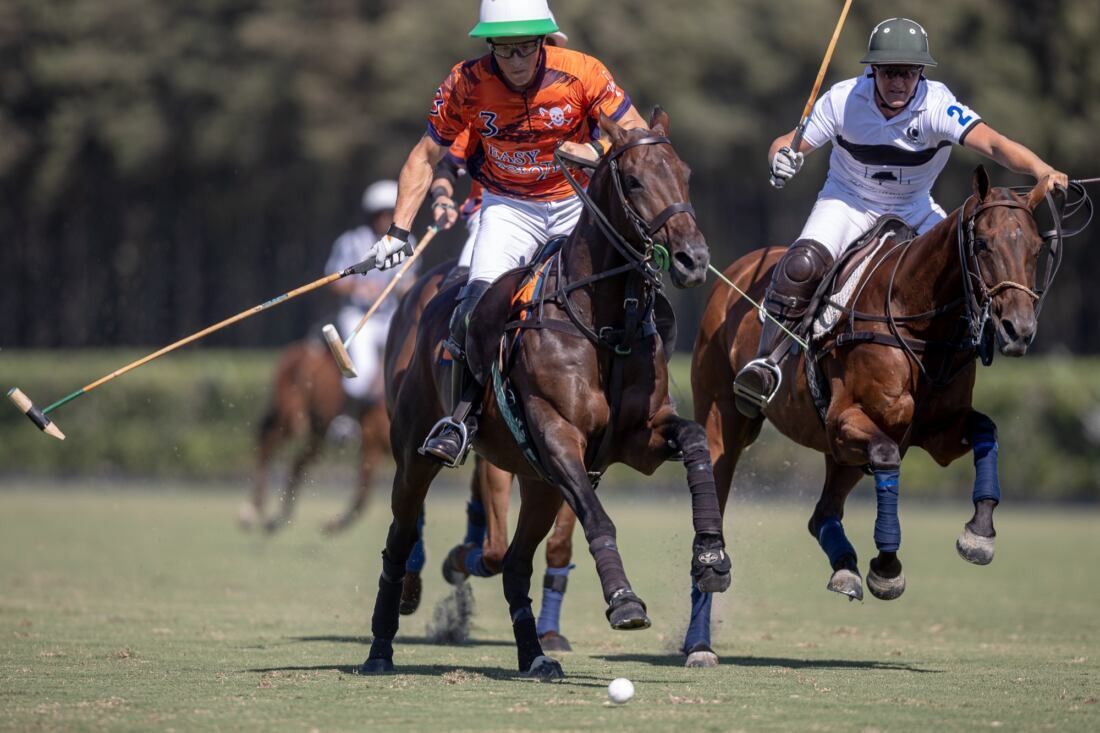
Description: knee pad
xmin=778 ymin=239 xmax=833 ymax=284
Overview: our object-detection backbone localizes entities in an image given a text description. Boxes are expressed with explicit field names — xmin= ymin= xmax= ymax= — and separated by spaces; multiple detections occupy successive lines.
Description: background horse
xmin=239 ymin=337 xmax=390 ymax=534
xmin=363 ymin=109 xmax=730 ymax=680
xmin=684 ymin=167 xmax=1065 ymax=666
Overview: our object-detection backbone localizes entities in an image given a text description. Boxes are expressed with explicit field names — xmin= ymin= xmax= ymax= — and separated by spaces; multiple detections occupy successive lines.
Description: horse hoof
xmin=608 ymin=601 xmax=651 ymax=630
xmin=236 ymin=502 xmax=260 ymax=530
xmin=694 ymin=567 xmax=731 ymax=593
xmin=685 ymin=650 xmax=719 ymax=668
xmin=538 ymin=631 xmax=572 ymax=653
xmin=523 ymin=655 xmax=564 ymax=681
xmin=441 ymin=545 xmax=469 ymax=586
xmin=956 ymin=527 xmax=995 ymax=565
xmin=359 ymin=657 xmax=394 ymax=675
xmin=827 ymin=568 xmax=864 ymax=601
xmin=399 ymin=572 xmax=422 ymax=616
xmin=867 ymin=568 xmax=906 ymax=601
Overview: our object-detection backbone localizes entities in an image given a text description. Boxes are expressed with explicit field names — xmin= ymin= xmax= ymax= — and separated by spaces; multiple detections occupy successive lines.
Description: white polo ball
xmin=607 ymin=677 xmax=634 ymax=704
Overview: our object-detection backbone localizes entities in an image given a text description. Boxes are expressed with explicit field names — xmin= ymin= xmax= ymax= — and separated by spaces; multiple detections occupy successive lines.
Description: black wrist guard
xmin=386 ymin=224 xmax=411 ymax=243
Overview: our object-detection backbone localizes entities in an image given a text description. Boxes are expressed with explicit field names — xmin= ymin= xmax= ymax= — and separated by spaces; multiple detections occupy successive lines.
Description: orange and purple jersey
xmin=427 ymin=46 xmax=632 ymax=201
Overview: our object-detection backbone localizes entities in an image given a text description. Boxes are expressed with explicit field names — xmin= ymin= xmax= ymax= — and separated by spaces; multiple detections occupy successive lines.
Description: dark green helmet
xmin=861 ymin=18 xmax=937 ymax=67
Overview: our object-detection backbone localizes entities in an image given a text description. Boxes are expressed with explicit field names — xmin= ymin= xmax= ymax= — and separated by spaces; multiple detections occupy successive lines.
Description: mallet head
xmin=7 ymin=388 xmax=65 ymax=440
xmin=322 ymin=324 xmax=358 ymax=378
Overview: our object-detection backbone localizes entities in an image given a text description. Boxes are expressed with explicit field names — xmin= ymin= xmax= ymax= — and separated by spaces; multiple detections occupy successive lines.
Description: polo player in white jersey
xmin=733 ymin=17 xmax=1069 ymax=418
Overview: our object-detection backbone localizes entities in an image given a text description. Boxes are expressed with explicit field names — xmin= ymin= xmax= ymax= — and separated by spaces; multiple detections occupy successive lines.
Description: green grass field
xmin=1 ymin=485 xmax=1098 ymax=732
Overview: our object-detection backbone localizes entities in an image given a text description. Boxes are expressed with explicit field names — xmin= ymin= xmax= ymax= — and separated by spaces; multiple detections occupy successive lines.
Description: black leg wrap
xmin=588 ymin=534 xmax=627 ymax=593
xmin=512 ymin=614 xmax=542 ymax=671
xmin=678 ymin=424 xmax=723 ymax=535
xmin=380 ymin=550 xmax=407 ymax=584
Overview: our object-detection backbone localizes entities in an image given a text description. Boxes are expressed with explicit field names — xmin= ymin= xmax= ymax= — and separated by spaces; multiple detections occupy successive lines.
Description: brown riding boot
xmin=733 ymin=239 xmax=833 ymax=418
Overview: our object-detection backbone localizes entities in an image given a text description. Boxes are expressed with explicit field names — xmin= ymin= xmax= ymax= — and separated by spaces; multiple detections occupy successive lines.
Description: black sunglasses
xmin=488 ymin=39 xmax=542 ymax=59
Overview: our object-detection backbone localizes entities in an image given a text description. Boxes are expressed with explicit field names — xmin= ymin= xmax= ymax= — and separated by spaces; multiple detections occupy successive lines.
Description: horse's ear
xmin=972 ymin=165 xmax=991 ymax=200
xmin=599 ymin=111 xmax=630 ymax=148
xmin=649 ymin=105 xmax=670 ymax=136
xmin=1026 ymin=177 xmax=1065 ymax=213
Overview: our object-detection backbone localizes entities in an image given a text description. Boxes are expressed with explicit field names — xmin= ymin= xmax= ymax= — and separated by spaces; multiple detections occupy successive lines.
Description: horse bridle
xmin=556 ymin=135 xmax=697 ymax=288
xmin=956 ymin=192 xmax=1064 ymax=365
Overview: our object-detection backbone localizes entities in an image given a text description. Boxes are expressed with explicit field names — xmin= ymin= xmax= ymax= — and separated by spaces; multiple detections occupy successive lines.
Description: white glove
xmin=371 ymin=234 xmax=410 ymax=271
xmin=769 ymin=146 xmax=804 ymax=189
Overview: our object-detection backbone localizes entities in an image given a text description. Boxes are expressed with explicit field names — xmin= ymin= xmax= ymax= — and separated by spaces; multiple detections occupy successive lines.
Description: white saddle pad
xmin=811 ymin=231 xmax=897 ymax=341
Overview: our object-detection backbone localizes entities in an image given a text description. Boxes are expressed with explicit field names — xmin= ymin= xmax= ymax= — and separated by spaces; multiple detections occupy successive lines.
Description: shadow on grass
xmin=291 ymin=634 xmax=514 ymax=648
xmin=594 ymin=653 xmax=941 ymax=673
xmin=244 ymin=662 xmax=610 ymax=687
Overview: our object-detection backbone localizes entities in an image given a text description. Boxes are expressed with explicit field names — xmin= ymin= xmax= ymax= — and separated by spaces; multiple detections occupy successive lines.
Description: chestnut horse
xmin=685 ymin=167 xmax=1070 ymax=666
xmin=362 ymin=109 xmax=730 ymax=680
xmin=240 ymin=338 xmax=390 ymax=535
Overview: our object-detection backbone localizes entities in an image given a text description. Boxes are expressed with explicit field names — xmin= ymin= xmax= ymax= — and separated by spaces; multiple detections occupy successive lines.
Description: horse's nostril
xmin=674 ymin=251 xmax=695 ymax=271
xmin=1001 ymin=319 xmax=1019 ymax=343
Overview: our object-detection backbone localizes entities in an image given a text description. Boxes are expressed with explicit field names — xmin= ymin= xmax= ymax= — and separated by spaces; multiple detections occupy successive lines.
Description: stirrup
xmin=732 ymin=358 xmax=783 ymax=410
xmin=418 ymin=416 xmax=473 ymax=468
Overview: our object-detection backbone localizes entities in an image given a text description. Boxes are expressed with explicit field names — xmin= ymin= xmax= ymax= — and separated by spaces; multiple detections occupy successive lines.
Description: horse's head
xmin=965 ymin=165 xmax=1064 ymax=357
xmin=598 ymin=108 xmax=709 ymax=288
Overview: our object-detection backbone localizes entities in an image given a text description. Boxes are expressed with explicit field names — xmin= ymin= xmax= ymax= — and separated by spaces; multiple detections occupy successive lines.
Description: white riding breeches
xmin=337 ymin=305 xmax=392 ymax=401
xmin=799 ymin=185 xmax=947 ymax=260
xmin=457 ymin=209 xmax=480 ymax=270
xmin=468 ymin=191 xmax=583 ymax=284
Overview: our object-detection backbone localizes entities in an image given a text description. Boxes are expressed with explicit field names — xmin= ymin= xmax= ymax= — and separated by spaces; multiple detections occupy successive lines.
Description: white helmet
xmin=546 ymin=11 xmax=568 ymax=46
xmin=470 ymin=0 xmax=558 ymax=38
xmin=361 ymin=180 xmax=398 ymax=216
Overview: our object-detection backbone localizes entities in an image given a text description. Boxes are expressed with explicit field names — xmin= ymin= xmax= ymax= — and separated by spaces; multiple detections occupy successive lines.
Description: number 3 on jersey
xmin=947 ymin=104 xmax=974 ymax=126
xmin=479 ymin=111 xmax=499 ymax=138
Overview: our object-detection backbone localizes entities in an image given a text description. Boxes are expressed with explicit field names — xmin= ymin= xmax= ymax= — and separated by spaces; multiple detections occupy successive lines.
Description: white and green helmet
xmin=861 ymin=18 xmax=938 ymax=67
xmin=470 ymin=0 xmax=559 ymax=38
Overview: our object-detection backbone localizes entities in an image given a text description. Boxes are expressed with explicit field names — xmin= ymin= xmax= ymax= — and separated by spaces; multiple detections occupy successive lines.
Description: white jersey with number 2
xmin=797 ymin=71 xmax=983 ymax=256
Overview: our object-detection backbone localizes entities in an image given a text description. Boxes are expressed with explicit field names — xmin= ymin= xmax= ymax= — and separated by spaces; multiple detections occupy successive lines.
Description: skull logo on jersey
xmin=538 ymin=104 xmax=573 ymax=128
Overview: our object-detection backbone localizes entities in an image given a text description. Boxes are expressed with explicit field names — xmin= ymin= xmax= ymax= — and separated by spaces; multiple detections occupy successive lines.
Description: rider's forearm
xmin=394 ymin=136 xmax=446 ymax=232
xmin=982 ymin=131 xmax=1054 ymax=180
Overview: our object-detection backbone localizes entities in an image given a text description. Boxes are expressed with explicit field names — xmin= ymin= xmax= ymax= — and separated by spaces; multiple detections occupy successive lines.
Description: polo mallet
xmin=323 ymin=226 xmax=439 ymax=377
xmin=6 ymin=245 xmax=405 ymax=440
xmin=789 ymin=0 xmax=854 ymax=154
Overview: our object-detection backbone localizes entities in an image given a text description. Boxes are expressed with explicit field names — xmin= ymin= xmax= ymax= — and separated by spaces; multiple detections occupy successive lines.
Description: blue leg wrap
xmin=681 ymin=584 xmax=713 ymax=654
xmin=969 ymin=414 xmax=1001 ymax=505
xmin=536 ymin=564 xmax=574 ymax=636
xmin=464 ymin=499 xmax=486 ymax=547
xmin=873 ymin=469 xmax=901 ymax=552
xmin=817 ymin=515 xmax=857 ymax=567
xmin=405 ymin=511 xmax=426 ymax=573
xmin=462 ymin=546 xmax=493 ymax=577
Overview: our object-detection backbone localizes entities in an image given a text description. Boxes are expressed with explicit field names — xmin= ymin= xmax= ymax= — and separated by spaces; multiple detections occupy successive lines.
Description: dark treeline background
xmin=3 ymin=0 xmax=1098 ymax=352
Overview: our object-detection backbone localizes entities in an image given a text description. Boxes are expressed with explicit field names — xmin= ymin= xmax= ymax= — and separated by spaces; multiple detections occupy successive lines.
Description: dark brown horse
xmin=363 ymin=109 xmax=730 ymax=680
xmin=240 ymin=339 xmax=391 ymax=534
xmin=684 ymin=168 xmax=1067 ymax=666
xmin=386 ymin=258 xmax=580 ymax=633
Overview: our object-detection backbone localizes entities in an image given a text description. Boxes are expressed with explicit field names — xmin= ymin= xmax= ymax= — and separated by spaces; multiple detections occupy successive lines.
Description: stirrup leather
xmin=418 ymin=416 xmax=474 ymax=468
xmin=732 ymin=357 xmax=783 ymax=410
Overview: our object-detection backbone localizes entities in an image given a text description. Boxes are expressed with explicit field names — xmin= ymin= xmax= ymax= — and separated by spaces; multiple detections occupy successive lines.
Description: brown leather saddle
xmin=465 ymin=239 xmax=677 ymax=386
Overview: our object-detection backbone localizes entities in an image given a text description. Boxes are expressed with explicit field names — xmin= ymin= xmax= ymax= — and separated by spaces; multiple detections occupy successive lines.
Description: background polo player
xmin=733 ymin=17 xmax=1069 ymax=418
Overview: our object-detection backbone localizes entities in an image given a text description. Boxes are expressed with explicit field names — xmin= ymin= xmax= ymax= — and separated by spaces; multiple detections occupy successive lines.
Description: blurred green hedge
xmin=1 ymin=350 xmax=1098 ymax=500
